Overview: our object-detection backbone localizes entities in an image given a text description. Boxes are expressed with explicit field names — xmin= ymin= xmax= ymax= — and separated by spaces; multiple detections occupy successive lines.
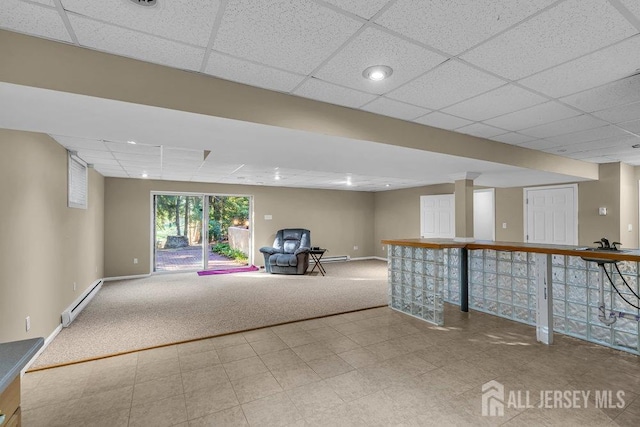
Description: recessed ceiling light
xmin=127 ymin=140 xmax=137 ymax=145
xmin=274 ymin=175 xmax=281 ymax=181
xmin=385 ymin=184 xmax=390 ymax=187
xmin=142 ymin=172 xmax=148 ymax=178
xmin=363 ymin=65 xmax=393 ymax=81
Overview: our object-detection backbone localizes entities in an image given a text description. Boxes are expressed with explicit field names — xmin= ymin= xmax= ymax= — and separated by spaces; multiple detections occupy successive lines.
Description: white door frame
xmin=473 ymin=188 xmax=495 ymax=241
xmin=523 ymin=183 xmax=578 ymax=245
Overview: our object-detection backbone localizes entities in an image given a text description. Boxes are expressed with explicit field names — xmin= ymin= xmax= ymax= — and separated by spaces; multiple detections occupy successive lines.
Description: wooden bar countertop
xmin=381 ymin=238 xmax=640 ymax=263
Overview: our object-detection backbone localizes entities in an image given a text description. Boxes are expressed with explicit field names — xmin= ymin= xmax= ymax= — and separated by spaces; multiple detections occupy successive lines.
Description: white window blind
xmin=68 ymin=152 xmax=88 ymax=209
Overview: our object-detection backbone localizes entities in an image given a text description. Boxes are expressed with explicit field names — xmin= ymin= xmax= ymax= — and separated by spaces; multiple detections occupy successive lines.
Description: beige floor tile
xmin=285 ymin=380 xmax=344 ymax=418
xmin=217 ymin=343 xmax=257 ymax=363
xmin=211 ymin=334 xmax=248 ymax=349
xmin=185 ymin=381 xmax=239 ymax=420
xmin=224 ymin=355 xmax=269 ymax=381
xmin=22 ymin=400 xmax=78 ymax=427
xmin=82 ymin=364 xmax=137 ymax=396
xmin=306 ymin=326 xmax=344 ymax=341
xmin=321 ymin=336 xmax=361 ymax=353
xmin=132 ymin=372 xmax=184 ymax=407
xmin=179 ymin=349 xmax=221 ymax=373
xmin=338 ymin=347 xmax=381 ymax=369
xmin=417 ymin=368 xmax=476 ymax=396
xmin=90 ymin=352 xmax=139 ymax=372
xmin=136 ymin=356 xmax=181 ymax=384
xmin=22 ymin=378 xmax=87 ymax=410
xmin=346 ymin=329 xmax=390 ymax=347
xmin=188 ymin=405 xmax=248 ymax=426
xmin=137 ymin=345 xmax=179 ymax=365
xmin=181 ymin=364 xmax=229 ymax=394
xmin=231 ymin=371 xmax=284 ymax=403
xmin=615 ymin=408 xmax=640 ymax=427
xmin=31 ymin=363 xmax=92 ymax=391
xmin=21 ymin=370 xmax=45 ymax=392
xmin=69 ymin=408 xmax=131 ymax=427
xmin=306 ymin=354 xmax=354 ymax=379
xmin=129 ymin=394 xmax=188 ymax=427
xmin=291 ymin=341 xmax=335 ymax=362
xmin=260 ymin=348 xmax=306 ymax=370
xmin=324 ymin=370 xmax=383 ymax=402
xmin=241 ymin=392 xmax=303 ymax=427
xmin=278 ymin=331 xmax=318 ymax=348
xmin=70 ymin=385 xmax=134 ymax=419
xmin=303 ymin=402 xmax=368 ymax=426
xmin=320 ymin=313 xmax=356 ymax=327
xmin=243 ymin=328 xmax=278 ymax=343
xmin=332 ymin=321 xmax=372 ymax=335
xmin=440 ymin=359 xmax=498 ymax=387
xmin=365 ymin=340 xmax=411 ymax=361
xmin=249 ymin=336 xmax=289 ymax=355
xmin=270 ymin=362 xmax=322 ymax=390
xmin=346 ymin=390 xmax=420 ymax=426
xmin=271 ymin=322 xmax=304 ymax=335
xmin=295 ymin=318 xmax=328 ymax=331
xmin=177 ymin=339 xmax=217 ymax=356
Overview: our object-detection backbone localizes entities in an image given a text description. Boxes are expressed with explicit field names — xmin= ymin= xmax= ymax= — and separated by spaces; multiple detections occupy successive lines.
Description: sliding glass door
xmin=153 ymin=193 xmax=252 ymax=272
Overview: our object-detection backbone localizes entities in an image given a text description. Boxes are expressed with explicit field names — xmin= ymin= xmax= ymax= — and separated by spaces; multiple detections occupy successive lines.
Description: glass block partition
xmin=552 ymin=254 xmax=640 ymax=355
xmin=387 ymin=245 xmax=457 ymax=325
xmin=467 ymin=249 xmax=537 ymax=326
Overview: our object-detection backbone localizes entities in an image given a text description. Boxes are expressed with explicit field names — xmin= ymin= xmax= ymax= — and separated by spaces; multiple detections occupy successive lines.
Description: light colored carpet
xmin=32 ymin=260 xmax=388 ymax=369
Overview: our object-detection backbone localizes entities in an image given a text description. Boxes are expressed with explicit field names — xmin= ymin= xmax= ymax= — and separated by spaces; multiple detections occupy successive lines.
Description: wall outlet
xmin=502 ymin=222 xmax=507 ymax=229
xmin=629 ymin=224 xmax=633 ymax=232
xmin=133 ymin=258 xmax=138 ymax=264
xmin=264 ymin=214 xmax=272 ymax=220
xmin=73 ymin=282 xmax=77 ymax=291
xmin=353 ymin=245 xmax=358 ymax=250
xmin=25 ymin=316 xmax=30 ymax=332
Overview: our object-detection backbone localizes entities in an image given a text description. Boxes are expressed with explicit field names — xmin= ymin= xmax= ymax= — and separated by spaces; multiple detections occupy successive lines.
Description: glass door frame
xmin=150 ymin=191 xmax=254 ymax=273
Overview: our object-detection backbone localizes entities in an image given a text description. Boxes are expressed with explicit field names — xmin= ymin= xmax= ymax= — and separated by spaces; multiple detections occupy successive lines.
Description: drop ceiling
xmin=2 ymin=0 xmax=640 ymax=191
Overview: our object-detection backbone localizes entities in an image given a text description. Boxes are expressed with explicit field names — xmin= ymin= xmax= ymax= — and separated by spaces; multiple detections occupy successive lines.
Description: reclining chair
xmin=260 ymin=228 xmax=310 ymax=274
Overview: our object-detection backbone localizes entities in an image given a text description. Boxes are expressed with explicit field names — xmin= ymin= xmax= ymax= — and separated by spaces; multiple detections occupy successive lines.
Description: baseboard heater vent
xmin=61 ymin=279 xmax=103 ymax=327
xmin=319 ymin=255 xmax=350 ymax=263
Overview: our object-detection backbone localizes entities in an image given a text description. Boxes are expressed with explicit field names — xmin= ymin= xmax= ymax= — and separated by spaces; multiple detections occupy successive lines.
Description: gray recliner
xmin=260 ymin=228 xmax=311 ymax=274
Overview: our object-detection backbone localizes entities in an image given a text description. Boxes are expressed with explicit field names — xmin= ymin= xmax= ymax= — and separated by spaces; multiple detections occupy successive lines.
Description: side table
xmin=308 ymin=249 xmax=327 ymax=276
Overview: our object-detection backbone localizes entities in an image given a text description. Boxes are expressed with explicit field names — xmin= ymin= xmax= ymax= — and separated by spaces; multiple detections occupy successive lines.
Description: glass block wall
xmin=467 ymin=249 xmax=538 ymax=326
xmin=388 ymin=245 xmax=448 ymax=325
xmin=442 ymin=248 xmax=462 ymax=304
xmin=552 ymin=254 xmax=640 ymax=355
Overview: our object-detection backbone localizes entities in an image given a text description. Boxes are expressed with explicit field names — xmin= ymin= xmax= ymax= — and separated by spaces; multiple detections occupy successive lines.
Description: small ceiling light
xmin=127 ymin=140 xmax=137 ymax=145
xmin=274 ymin=175 xmax=281 ymax=181
xmin=142 ymin=172 xmax=148 ymax=178
xmin=385 ymin=184 xmax=390 ymax=187
xmin=363 ymin=65 xmax=393 ymax=81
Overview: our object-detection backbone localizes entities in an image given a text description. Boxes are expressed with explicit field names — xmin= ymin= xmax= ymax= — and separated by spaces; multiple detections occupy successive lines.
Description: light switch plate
xmin=599 ymin=207 xmax=607 ymax=216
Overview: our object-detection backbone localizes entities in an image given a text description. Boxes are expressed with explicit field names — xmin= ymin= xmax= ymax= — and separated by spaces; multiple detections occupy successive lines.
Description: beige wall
xmin=372 ymin=184 xmax=455 ymax=258
xmin=578 ymin=163 xmax=622 ymax=246
xmin=495 ymin=188 xmax=525 ymax=242
xmin=104 ymin=178 xmax=374 ymax=277
xmin=0 ymin=129 xmax=104 ymax=343
xmin=619 ymin=162 xmax=638 ymax=248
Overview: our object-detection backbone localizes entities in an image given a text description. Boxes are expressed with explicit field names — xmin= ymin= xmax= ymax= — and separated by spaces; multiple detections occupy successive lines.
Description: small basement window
xmin=68 ymin=151 xmax=88 ymax=209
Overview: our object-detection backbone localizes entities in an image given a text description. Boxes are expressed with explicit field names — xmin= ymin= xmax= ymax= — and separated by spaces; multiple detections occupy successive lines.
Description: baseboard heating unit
xmin=61 ymin=279 xmax=103 ymax=327
xmin=320 ymin=255 xmax=350 ymax=263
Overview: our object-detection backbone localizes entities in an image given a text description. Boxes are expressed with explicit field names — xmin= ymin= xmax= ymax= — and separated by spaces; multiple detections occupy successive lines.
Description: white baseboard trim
xmin=104 ymin=273 xmax=151 ymax=281
xmin=22 ymin=323 xmax=62 ymax=375
xmin=351 ymin=256 xmax=387 ymax=262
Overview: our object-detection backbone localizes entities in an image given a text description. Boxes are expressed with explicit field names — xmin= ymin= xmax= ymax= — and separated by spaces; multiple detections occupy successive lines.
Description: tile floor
xmin=22 ymin=305 xmax=640 ymax=426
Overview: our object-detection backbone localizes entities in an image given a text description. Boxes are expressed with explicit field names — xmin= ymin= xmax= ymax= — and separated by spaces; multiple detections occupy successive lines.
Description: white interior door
xmin=525 ymin=185 xmax=577 ymax=245
xmin=420 ymin=195 xmax=455 ymax=238
xmin=474 ymin=189 xmax=495 ymax=241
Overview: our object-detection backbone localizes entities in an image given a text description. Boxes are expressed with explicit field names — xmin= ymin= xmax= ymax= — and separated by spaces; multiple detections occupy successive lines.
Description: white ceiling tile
xmin=441 ymin=84 xmax=546 ymax=121
xmin=314 ymin=26 xmax=446 ymax=95
xmin=51 ymin=135 xmax=109 ymax=151
xmin=376 ymin=0 xmax=556 ymax=55
xmin=105 ymin=141 xmax=160 ymax=155
xmin=61 ymin=0 xmax=219 ymax=47
xmin=213 ymin=0 xmax=361 ymax=74
xmin=545 ymin=125 xmax=629 ymax=145
xmin=320 ymin=0 xmax=390 ymax=19
xmin=490 ymin=132 xmax=537 ymax=145
xmin=361 ymin=97 xmax=430 ymax=121
xmin=69 ymin=15 xmax=205 ymax=71
xmin=82 ymin=157 xmax=120 ymax=166
xmin=554 ymin=135 xmax=640 ymax=154
xmin=518 ymin=35 xmax=640 ymax=98
xmin=387 ymin=60 xmax=505 ymax=110
xmin=205 ymin=52 xmax=305 ymax=93
xmin=74 ymin=148 xmax=115 ymax=159
xmin=518 ymin=139 xmax=561 ymax=151
xmin=561 ymin=74 xmax=640 ymax=112
xmin=1 ymin=0 xmax=72 ymax=43
xmin=620 ymin=0 xmax=640 ymax=20
xmin=456 ymin=123 xmax=507 ymax=139
xmin=618 ymin=119 xmax=640 ymax=134
xmin=413 ymin=112 xmax=472 ymax=130
xmin=484 ymin=102 xmax=580 ymax=131
xmin=293 ymin=78 xmax=377 ymax=109
xmin=163 ymin=147 xmax=205 ymax=161
xmin=518 ymin=114 xmax=609 ymax=139
xmin=25 ymin=0 xmax=55 ymax=6
xmin=592 ymin=101 xmax=640 ymax=124
xmin=460 ymin=0 xmax=637 ymax=80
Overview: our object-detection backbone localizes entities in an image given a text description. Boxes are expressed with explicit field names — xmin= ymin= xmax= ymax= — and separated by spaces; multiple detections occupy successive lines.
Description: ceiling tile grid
xmin=313 ymin=26 xmax=447 ymax=95
xmin=293 ymin=78 xmax=377 ymax=108
xmin=212 ymin=0 xmax=362 ymax=74
xmin=361 ymin=97 xmax=430 ymax=121
xmin=68 ymin=14 xmax=205 ymax=71
xmin=460 ymin=0 xmax=638 ymax=80
xmin=456 ymin=123 xmax=508 ymax=139
xmin=490 ymin=132 xmax=538 ymax=145
xmin=413 ymin=112 xmax=473 ymax=130
xmin=319 ymin=0 xmax=391 ymax=20
xmin=484 ymin=101 xmax=581 ymax=132
xmin=518 ymin=114 xmax=610 ymax=139
xmin=3 ymin=0 xmax=72 ymax=43
xmin=561 ymin=73 xmax=640 ymax=113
